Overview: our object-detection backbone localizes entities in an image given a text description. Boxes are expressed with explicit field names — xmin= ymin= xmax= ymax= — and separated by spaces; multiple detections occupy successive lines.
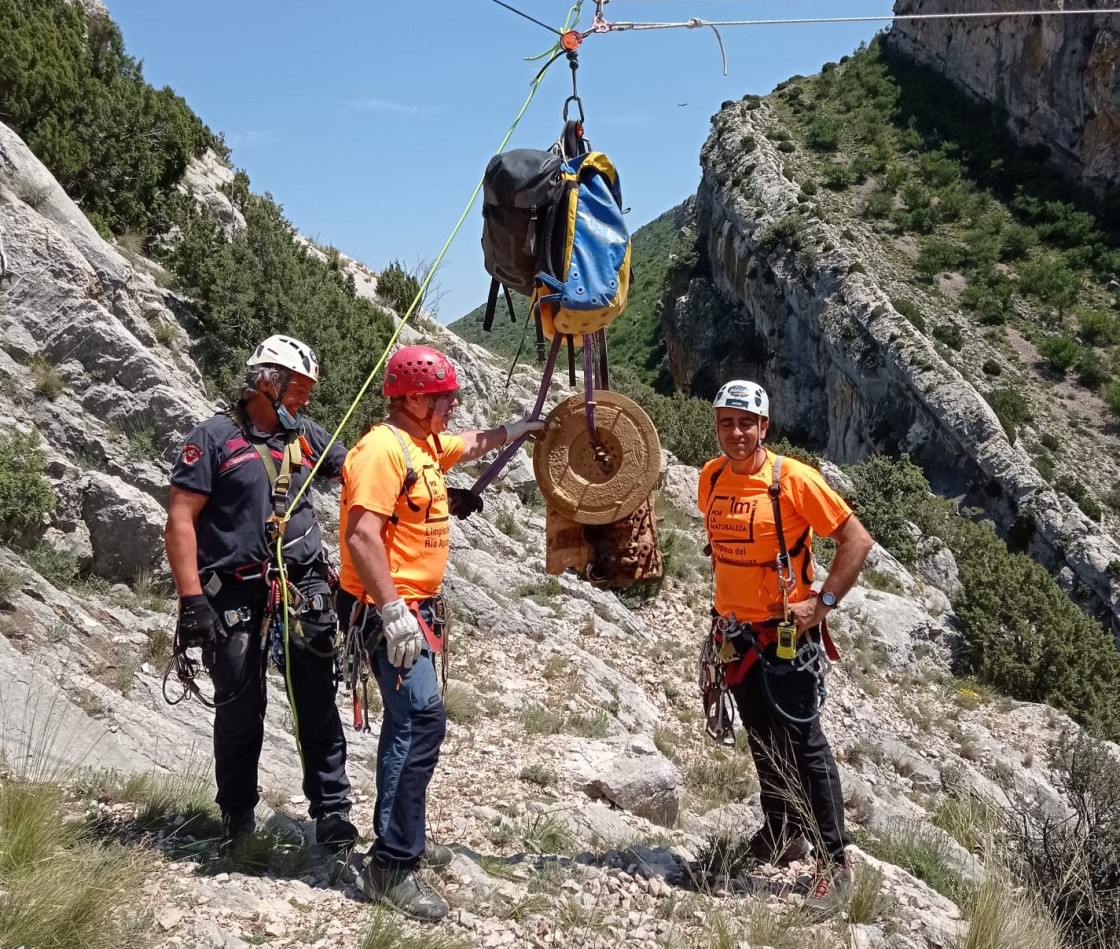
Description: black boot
xmin=220 ymin=808 xmax=256 ymax=849
xmin=355 ymin=855 xmax=449 ymax=922
xmin=316 ymin=811 xmax=360 ymax=850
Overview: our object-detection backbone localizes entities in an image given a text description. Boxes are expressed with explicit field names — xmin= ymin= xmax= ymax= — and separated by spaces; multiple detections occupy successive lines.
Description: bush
xmin=167 ymin=192 xmax=395 ymax=444
xmin=1007 ymin=735 xmax=1120 ymax=949
xmin=892 ymin=296 xmax=925 ymax=331
xmin=1076 ymin=350 xmax=1110 ymax=390
xmin=0 ymin=429 xmax=54 ymax=543
xmin=949 ymin=516 xmax=1120 ymax=737
xmin=985 ymin=386 xmax=1032 ymax=442
xmin=932 ymin=323 xmax=963 ymax=351
xmin=916 ymin=237 xmax=964 ymax=280
xmin=375 ymin=260 xmax=422 ymax=317
xmin=822 ymin=163 xmax=853 ymax=190
xmin=1105 ymin=380 xmax=1120 ymax=419
xmin=1055 ymin=475 xmax=1103 ymax=521
xmin=806 ymin=116 xmax=841 ymax=152
xmin=1019 ymin=256 xmax=1083 ymax=311
xmin=1037 ymin=334 xmax=1082 ymax=373
xmin=961 ymin=274 xmax=1013 ymax=325
xmin=756 ymin=213 xmax=805 ymax=254
xmin=843 ymin=454 xmax=932 ymax=565
xmin=1077 ymin=309 xmax=1120 ymax=347
xmin=0 ymin=0 xmax=217 ymax=236
xmin=982 ymin=359 xmax=1002 ymax=376
xmin=862 ymin=191 xmax=894 ymax=219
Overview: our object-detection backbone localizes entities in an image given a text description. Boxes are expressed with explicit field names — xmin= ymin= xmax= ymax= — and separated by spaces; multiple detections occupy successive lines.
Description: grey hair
xmin=237 ymin=364 xmax=291 ymax=404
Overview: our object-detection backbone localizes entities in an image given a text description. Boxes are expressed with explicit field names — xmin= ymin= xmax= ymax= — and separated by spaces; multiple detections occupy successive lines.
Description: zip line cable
xmin=604 ymin=8 xmax=1120 ymax=29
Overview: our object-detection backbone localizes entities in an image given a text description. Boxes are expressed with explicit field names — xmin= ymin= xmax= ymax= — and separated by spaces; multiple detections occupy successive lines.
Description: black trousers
xmin=729 ymin=644 xmax=849 ymax=863
xmin=203 ymin=562 xmax=352 ymax=820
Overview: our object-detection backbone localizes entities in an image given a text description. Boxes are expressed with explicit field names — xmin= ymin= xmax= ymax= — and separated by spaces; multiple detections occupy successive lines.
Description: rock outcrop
xmin=888 ymin=0 xmax=1120 ymax=196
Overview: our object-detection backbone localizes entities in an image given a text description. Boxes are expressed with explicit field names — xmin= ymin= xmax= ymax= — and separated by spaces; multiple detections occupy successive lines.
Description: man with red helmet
xmin=340 ymin=344 xmax=543 ymax=921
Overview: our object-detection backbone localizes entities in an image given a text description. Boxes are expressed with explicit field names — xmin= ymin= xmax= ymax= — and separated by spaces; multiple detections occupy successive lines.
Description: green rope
xmin=274 ymin=46 xmax=567 ymax=760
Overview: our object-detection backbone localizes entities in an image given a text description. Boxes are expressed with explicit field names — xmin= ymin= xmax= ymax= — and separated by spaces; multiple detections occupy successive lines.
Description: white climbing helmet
xmin=712 ymin=379 xmax=769 ymax=418
xmin=247 ymin=335 xmax=319 ymax=382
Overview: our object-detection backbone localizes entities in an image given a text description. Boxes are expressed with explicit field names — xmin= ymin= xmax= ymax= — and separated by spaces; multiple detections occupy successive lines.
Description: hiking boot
xmin=746 ymin=828 xmax=812 ymax=866
xmin=803 ymin=860 xmax=853 ymax=919
xmin=316 ymin=811 xmax=360 ymax=850
xmin=421 ymin=838 xmax=454 ymax=870
xmin=220 ymin=808 xmax=256 ymax=849
xmin=355 ymin=857 xmax=449 ymax=922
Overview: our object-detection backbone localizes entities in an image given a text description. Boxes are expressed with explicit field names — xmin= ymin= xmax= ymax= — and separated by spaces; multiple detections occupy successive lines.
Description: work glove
xmin=447 ymin=487 xmax=484 ymax=520
xmin=176 ymin=593 xmax=218 ymax=650
xmin=502 ymin=417 xmax=546 ymax=444
xmin=380 ymin=598 xmax=424 ymax=670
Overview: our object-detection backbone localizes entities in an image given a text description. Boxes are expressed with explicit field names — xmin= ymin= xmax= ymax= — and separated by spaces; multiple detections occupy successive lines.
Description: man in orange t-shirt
xmin=340 ymin=345 xmax=543 ymax=922
xmin=698 ymin=380 xmax=872 ymax=916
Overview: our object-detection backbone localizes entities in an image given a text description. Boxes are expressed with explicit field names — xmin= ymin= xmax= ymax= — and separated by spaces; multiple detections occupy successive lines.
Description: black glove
xmin=176 ymin=593 xmax=218 ymax=650
xmin=447 ymin=487 xmax=484 ymax=520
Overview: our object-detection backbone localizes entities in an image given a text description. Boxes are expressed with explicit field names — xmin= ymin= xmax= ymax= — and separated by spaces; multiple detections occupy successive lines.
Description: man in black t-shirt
xmin=165 ymin=335 xmax=357 ymax=850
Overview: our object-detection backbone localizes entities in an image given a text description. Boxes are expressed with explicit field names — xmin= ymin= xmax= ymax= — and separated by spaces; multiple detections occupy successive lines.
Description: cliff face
xmin=888 ymin=0 xmax=1120 ymax=196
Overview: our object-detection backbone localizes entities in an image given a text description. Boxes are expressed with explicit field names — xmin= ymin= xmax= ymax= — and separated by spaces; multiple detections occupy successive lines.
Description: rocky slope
xmin=889 ymin=0 xmax=1120 ymax=197
xmin=0 ymin=108 xmax=1111 ymax=949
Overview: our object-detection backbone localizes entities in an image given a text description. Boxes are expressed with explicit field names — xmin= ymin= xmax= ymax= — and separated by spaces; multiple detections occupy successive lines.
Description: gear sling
xmin=698 ymin=456 xmax=840 ymax=742
xmin=341 ymin=424 xmax=449 ymax=732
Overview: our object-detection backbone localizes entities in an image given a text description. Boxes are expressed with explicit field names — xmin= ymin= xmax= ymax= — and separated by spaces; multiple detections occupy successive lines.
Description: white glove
xmin=503 ymin=417 xmax=546 ymax=444
xmin=380 ymin=598 xmax=423 ymax=670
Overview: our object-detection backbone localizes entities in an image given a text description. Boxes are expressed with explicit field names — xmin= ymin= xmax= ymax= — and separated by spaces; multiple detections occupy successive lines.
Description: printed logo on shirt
xmin=182 ymin=443 xmax=203 ymax=466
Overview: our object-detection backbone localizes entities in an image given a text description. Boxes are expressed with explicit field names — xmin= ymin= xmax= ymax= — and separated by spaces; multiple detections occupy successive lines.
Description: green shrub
xmin=611 ymin=368 xmax=717 ymax=468
xmin=843 ymin=454 xmax=932 ymax=565
xmin=862 ymin=191 xmax=894 ymax=219
xmin=1007 ymin=735 xmax=1120 ymax=949
xmin=375 ymin=260 xmax=422 ymax=317
xmin=1075 ymin=350 xmax=1110 ymax=390
xmin=0 ymin=429 xmax=54 ymax=543
xmin=1105 ymin=380 xmax=1120 ymax=419
xmin=1055 ymin=475 xmax=1102 ymax=521
xmin=982 ymin=359 xmax=1002 ymax=376
xmin=932 ymin=323 xmax=963 ymax=351
xmin=892 ymin=296 xmax=926 ymax=330
xmin=1019 ymin=256 xmax=1083 ymax=311
xmin=916 ymin=237 xmax=964 ymax=279
xmin=960 ymin=273 xmax=1013 ymax=325
xmin=757 ymin=214 xmax=805 ymax=254
xmin=30 ymin=358 xmax=64 ymax=401
xmin=0 ymin=0 xmax=217 ymax=237
xmin=806 ymin=116 xmax=841 ymax=151
xmin=1037 ymin=334 xmax=1082 ymax=373
xmin=984 ymin=386 xmax=1032 ymax=442
xmin=1106 ymin=481 xmax=1120 ymax=512
xmin=1077 ymin=309 xmax=1120 ymax=346
xmin=822 ymin=163 xmax=853 ymax=190
xmin=999 ymin=223 xmax=1037 ymax=261
xmin=167 ymin=191 xmax=395 ymax=443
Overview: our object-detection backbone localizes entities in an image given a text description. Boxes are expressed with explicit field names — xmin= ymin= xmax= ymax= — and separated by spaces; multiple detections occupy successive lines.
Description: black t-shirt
xmin=170 ymin=411 xmax=346 ymax=573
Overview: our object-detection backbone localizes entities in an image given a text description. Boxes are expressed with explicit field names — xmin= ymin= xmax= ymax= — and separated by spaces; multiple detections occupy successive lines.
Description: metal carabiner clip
xmin=563 ymin=94 xmax=585 ymax=125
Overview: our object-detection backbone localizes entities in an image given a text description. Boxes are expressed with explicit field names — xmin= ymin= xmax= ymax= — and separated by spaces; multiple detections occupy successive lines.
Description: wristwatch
xmin=820 ymin=590 xmax=838 ymax=609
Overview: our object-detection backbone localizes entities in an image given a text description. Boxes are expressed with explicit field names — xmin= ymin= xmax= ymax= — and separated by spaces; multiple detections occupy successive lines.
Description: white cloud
xmin=339 ymin=97 xmax=442 ymax=117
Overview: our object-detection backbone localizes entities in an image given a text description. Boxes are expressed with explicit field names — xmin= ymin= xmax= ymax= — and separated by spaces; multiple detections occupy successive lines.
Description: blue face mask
xmin=274 ymin=402 xmax=301 ymax=431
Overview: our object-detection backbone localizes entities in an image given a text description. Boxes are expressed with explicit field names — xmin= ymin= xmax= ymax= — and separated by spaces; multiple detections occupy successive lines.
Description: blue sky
xmin=107 ymin=0 xmax=892 ymax=322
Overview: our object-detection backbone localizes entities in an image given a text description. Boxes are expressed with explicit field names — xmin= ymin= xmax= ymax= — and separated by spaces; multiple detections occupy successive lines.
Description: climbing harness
xmin=699 ymin=456 xmax=839 ymax=727
xmin=341 ymin=595 xmax=450 ymax=732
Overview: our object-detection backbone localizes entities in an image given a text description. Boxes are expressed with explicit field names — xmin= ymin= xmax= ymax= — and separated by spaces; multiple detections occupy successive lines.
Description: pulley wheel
xmin=533 ymin=390 xmax=660 ymax=526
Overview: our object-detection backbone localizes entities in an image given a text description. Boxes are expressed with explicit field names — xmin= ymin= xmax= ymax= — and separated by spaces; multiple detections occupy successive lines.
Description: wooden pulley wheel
xmin=533 ymin=390 xmax=660 ymax=525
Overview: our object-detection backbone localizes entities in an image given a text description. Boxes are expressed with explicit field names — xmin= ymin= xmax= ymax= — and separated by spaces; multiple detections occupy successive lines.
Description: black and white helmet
xmin=247 ymin=335 xmax=319 ymax=381
xmin=713 ymin=380 xmax=768 ymax=417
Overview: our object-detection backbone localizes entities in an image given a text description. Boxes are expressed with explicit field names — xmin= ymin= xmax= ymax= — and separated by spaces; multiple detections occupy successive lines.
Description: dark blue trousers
xmin=204 ymin=564 xmax=352 ymax=820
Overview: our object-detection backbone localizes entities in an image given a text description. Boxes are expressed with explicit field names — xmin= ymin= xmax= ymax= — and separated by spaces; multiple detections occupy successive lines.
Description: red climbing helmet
xmin=382 ymin=345 xmax=460 ymax=398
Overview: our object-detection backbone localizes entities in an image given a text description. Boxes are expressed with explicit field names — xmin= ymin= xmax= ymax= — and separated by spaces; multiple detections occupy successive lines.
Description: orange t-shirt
xmin=697 ymin=451 xmax=852 ymax=624
xmin=339 ymin=424 xmax=464 ymax=603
